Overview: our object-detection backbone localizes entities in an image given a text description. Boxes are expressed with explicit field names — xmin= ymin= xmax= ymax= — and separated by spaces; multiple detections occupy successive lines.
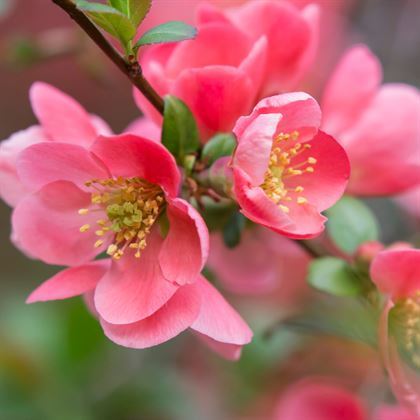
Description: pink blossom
xmin=231 ymin=92 xmax=350 ymax=239
xmin=273 ymin=378 xmax=367 ymax=420
xmin=134 ymin=16 xmax=268 ymax=139
xmin=196 ymin=0 xmax=319 ymax=97
xmin=396 ymin=185 xmax=420 ymax=221
xmin=370 ymin=249 xmax=420 ymax=416
xmin=0 ymin=82 xmax=111 ymax=207
xmin=208 ymin=226 xmax=310 ymax=297
xmin=322 ymin=45 xmax=420 ymax=196
xmin=373 ymin=404 xmax=419 ymax=420
xmin=124 ymin=117 xmax=161 ymax=142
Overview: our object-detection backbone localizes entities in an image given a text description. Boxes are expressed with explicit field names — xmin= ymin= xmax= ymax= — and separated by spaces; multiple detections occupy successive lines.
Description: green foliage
xmin=135 ymin=21 xmax=197 ymax=48
xmin=108 ymin=0 xmax=152 ymax=27
xmin=162 ymin=95 xmax=200 ymax=164
xmin=308 ymin=257 xmax=365 ymax=297
xmin=326 ymin=196 xmax=379 ymax=254
xmin=202 ymin=133 xmax=236 ymax=165
xmin=77 ymin=1 xmax=136 ymax=51
xmin=223 ymin=212 xmax=246 ymax=248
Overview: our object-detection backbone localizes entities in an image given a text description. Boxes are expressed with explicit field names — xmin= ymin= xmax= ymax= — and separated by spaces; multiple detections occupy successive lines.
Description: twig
xmin=52 ymin=0 xmax=164 ymax=114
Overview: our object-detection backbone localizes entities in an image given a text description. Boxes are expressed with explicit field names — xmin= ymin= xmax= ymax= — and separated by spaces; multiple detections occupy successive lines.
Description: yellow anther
xmin=78 ymin=208 xmax=89 ymax=215
xmin=306 ymin=167 xmax=314 ymax=173
xmin=297 ymin=197 xmax=308 ymax=205
xmin=308 ymin=157 xmax=317 ymax=164
xmin=295 ymin=186 xmax=304 ymax=193
xmin=80 ymin=224 xmax=90 ymax=232
xmin=95 ymin=230 xmax=105 ymax=236
xmin=279 ymin=205 xmax=290 ymax=213
xmin=94 ymin=239 xmax=104 ymax=248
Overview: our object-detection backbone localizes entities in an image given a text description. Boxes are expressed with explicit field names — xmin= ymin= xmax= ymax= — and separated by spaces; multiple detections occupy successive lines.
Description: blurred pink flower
xmin=232 ymin=92 xmax=350 ymax=239
xmin=208 ymin=226 xmax=310 ymax=297
xmin=196 ymin=0 xmax=319 ymax=97
xmin=373 ymin=404 xmax=419 ymax=420
xmin=134 ymin=15 xmax=268 ymax=140
xmin=273 ymin=378 xmax=367 ymax=420
xmin=395 ymin=185 xmax=420 ymax=221
xmin=371 ymin=249 xmax=420 ymax=416
xmin=322 ymin=45 xmax=420 ymax=196
xmin=0 ymin=82 xmax=111 ymax=207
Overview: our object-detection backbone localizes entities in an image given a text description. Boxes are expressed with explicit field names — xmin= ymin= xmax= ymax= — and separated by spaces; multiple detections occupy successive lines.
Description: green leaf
xmin=326 ymin=196 xmax=379 ymax=254
xmin=77 ymin=1 xmax=136 ymax=47
xmin=282 ymin=297 xmax=379 ymax=348
xmin=202 ymin=133 xmax=236 ymax=165
xmin=223 ymin=212 xmax=246 ymax=248
xmin=162 ymin=95 xmax=200 ymax=163
xmin=108 ymin=0 xmax=152 ymax=27
xmin=308 ymin=257 xmax=365 ymax=297
xmin=135 ymin=21 xmax=197 ymax=47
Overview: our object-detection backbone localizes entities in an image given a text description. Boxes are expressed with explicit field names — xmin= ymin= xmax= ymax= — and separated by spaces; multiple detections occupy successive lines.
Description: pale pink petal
xmin=196 ymin=3 xmax=230 ymax=25
xmin=89 ymin=114 xmax=113 ymax=136
xmin=322 ymin=45 xmax=382 ymax=136
xmin=191 ymin=275 xmax=253 ymax=345
xmin=12 ymin=181 xmax=108 ymax=266
xmin=370 ymin=249 xmax=420 ymax=299
xmin=173 ymin=65 xmax=254 ymax=139
xmin=195 ymin=332 xmax=243 ymax=361
xmin=396 ymin=186 xmax=420 ymax=220
xmin=284 ymin=131 xmax=350 ymax=211
xmin=94 ymin=231 xmax=178 ymax=325
xmin=159 ymin=198 xmax=209 ymax=285
xmin=17 ymin=142 xmax=109 ymax=192
xmin=233 ymin=92 xmax=321 ymax=142
xmin=274 ymin=379 xmax=367 ymax=420
xmin=100 ymin=283 xmax=201 ymax=349
xmin=233 ymin=113 xmax=281 ymax=185
xmin=373 ymin=404 xmax=419 ymax=420
xmin=165 ymin=22 xmax=252 ymax=77
xmin=90 ymin=134 xmax=180 ymax=197
xmin=27 ymin=260 xmax=110 ymax=303
xmin=30 ymin=82 xmax=97 ymax=147
xmin=0 ymin=126 xmax=48 ymax=206
xmin=124 ymin=117 xmax=161 ymax=142
xmin=342 ymin=84 xmax=420 ymax=196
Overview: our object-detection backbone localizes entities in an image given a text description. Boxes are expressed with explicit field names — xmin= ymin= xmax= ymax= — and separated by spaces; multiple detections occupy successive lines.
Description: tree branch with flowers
xmin=1 ymin=0 xmax=419 ymax=418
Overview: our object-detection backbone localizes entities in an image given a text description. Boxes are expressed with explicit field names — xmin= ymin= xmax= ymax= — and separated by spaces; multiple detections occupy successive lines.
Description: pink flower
xmin=373 ymin=404 xmax=419 ymax=420
xmin=208 ymin=226 xmax=310 ymax=297
xmin=134 ymin=16 xmax=268 ymax=139
xmin=321 ymin=45 xmax=420 ymax=196
xmin=196 ymin=0 xmax=319 ymax=97
xmin=370 ymin=249 xmax=420 ymax=416
xmin=273 ymin=378 xmax=367 ymax=420
xmin=124 ymin=117 xmax=161 ymax=142
xmin=396 ymin=185 xmax=420 ymax=221
xmin=231 ymin=92 xmax=350 ymax=239
xmin=0 ymin=82 xmax=111 ymax=207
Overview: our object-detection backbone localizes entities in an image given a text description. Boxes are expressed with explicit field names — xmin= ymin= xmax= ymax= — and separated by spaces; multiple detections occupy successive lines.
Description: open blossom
xmin=196 ymin=0 xmax=319 ymax=97
xmin=322 ymin=45 xmax=420 ymax=196
xmin=13 ymin=133 xmax=251 ymax=356
xmin=208 ymin=226 xmax=310 ymax=297
xmin=371 ymin=249 xmax=420 ymax=416
xmin=273 ymin=378 xmax=367 ymax=420
xmin=232 ymin=92 xmax=350 ymax=239
xmin=0 ymin=82 xmax=111 ymax=207
xmin=134 ymin=13 xmax=268 ymax=140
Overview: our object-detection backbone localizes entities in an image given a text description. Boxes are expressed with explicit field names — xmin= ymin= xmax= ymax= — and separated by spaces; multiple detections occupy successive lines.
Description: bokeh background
xmin=0 ymin=1 xmax=419 ymax=419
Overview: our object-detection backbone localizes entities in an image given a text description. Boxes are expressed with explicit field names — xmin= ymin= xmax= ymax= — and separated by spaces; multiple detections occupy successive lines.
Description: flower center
xmin=78 ymin=177 xmax=165 ymax=260
xmin=392 ymin=291 xmax=420 ymax=369
xmin=260 ymin=131 xmax=317 ymax=213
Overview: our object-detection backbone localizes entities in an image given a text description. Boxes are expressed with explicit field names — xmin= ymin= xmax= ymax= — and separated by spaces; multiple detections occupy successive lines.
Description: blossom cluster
xmin=0 ymin=0 xmax=419 ymax=417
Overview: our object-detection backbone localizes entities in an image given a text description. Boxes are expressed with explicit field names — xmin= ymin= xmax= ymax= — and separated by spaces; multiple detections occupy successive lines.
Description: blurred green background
xmin=0 ymin=0 xmax=419 ymax=419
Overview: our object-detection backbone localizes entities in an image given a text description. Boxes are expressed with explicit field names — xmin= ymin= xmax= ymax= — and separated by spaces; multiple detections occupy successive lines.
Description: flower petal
xmin=90 ymin=134 xmax=180 ymax=197
xmin=94 ymin=231 xmax=178 ymax=325
xmin=370 ymin=249 xmax=420 ymax=299
xmin=12 ymin=181 xmax=108 ymax=266
xmin=27 ymin=260 xmax=110 ymax=303
xmin=124 ymin=117 xmax=161 ymax=142
xmin=191 ymin=275 xmax=253 ymax=345
xmin=100 ymin=283 xmax=201 ymax=349
xmin=17 ymin=142 xmax=109 ymax=192
xmin=159 ymin=198 xmax=209 ymax=285
xmin=30 ymin=82 xmax=97 ymax=147
xmin=195 ymin=332 xmax=243 ymax=361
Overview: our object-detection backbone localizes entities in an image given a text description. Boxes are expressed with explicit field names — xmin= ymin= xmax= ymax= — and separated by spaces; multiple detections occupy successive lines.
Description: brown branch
xmin=52 ymin=0 xmax=164 ymax=115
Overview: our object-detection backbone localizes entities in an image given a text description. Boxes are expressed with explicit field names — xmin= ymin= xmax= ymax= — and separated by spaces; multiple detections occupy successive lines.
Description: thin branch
xmin=52 ymin=0 xmax=164 ymax=114
xmin=295 ymin=239 xmax=324 ymax=258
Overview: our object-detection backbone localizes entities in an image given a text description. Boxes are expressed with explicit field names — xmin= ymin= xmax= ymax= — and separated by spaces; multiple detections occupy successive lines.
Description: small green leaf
xmin=308 ymin=257 xmax=365 ymax=297
xmin=202 ymin=133 xmax=236 ymax=165
xmin=162 ymin=95 xmax=200 ymax=163
xmin=77 ymin=1 xmax=136 ymax=48
xmin=108 ymin=0 xmax=152 ymax=27
xmin=223 ymin=212 xmax=246 ymax=249
xmin=135 ymin=21 xmax=197 ymax=47
xmin=326 ymin=196 xmax=379 ymax=254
